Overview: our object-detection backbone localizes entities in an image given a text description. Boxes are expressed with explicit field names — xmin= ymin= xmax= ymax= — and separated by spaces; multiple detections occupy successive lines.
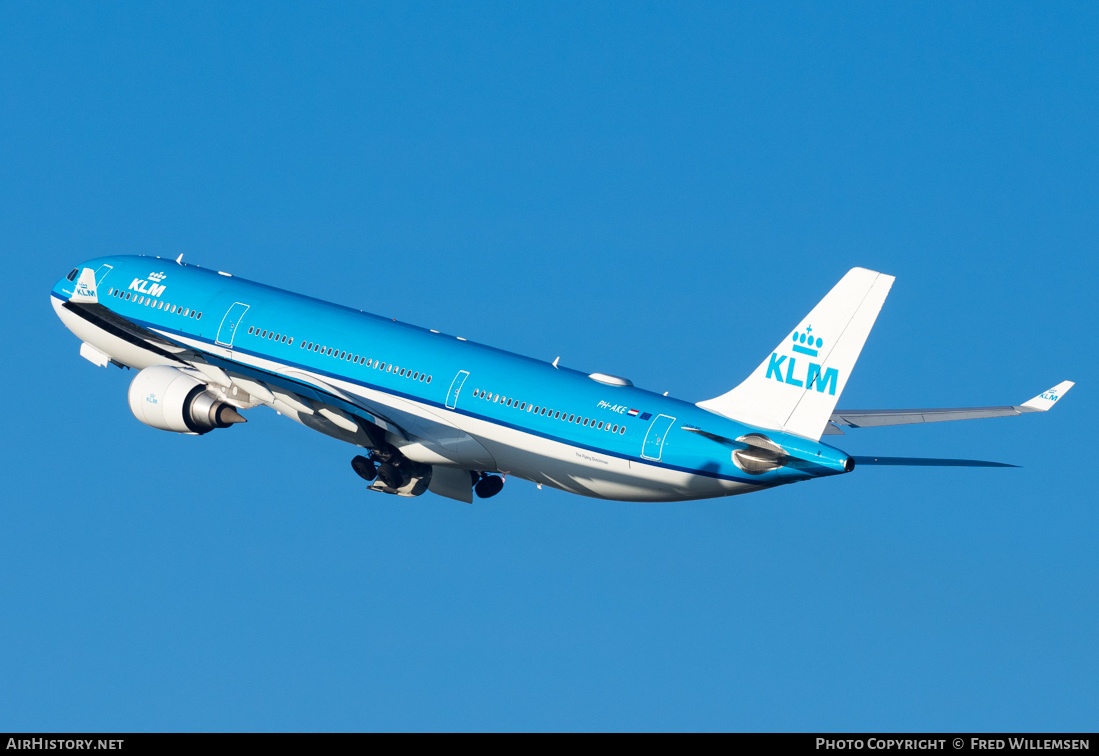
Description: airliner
xmin=51 ymin=257 xmax=1072 ymax=503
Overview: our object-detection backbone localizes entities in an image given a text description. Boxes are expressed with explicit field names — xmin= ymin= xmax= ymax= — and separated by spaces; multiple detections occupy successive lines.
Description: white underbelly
xmin=464 ymin=417 xmax=761 ymax=502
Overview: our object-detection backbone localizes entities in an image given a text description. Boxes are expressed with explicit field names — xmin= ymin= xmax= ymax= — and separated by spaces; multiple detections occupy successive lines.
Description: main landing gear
xmin=351 ymin=451 xmax=417 ymax=490
xmin=473 ymin=472 xmax=504 ymax=499
xmin=351 ymin=455 xmax=377 ymax=481
xmin=350 ymin=448 xmax=429 ymax=496
xmin=350 ymin=454 xmax=505 ymax=500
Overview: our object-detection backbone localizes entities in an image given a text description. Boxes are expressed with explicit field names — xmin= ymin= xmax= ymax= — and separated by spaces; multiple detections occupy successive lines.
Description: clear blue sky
xmin=2 ymin=2 xmax=1095 ymax=731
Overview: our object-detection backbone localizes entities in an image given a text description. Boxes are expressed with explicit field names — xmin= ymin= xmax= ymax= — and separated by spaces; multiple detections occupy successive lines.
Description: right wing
xmin=824 ymin=381 xmax=1074 ymax=434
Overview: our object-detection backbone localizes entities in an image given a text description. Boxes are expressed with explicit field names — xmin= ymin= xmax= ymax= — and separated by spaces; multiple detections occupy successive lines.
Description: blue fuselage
xmin=52 ymin=255 xmax=853 ymax=501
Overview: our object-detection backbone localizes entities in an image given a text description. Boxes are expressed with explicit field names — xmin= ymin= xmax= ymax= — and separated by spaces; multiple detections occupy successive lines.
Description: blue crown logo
xmin=791 ymin=326 xmax=824 ymax=357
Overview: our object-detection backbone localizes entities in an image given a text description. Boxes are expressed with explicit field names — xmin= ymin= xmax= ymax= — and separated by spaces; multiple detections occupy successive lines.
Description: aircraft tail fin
xmin=697 ymin=267 xmax=894 ymax=440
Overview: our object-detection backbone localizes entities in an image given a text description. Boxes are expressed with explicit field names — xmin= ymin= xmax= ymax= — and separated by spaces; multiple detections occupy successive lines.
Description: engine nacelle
xmin=128 ymin=366 xmax=246 ymax=434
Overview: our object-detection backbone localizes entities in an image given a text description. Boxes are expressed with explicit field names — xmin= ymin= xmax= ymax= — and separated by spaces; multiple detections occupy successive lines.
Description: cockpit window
xmin=66 ymin=269 xmax=78 ymax=282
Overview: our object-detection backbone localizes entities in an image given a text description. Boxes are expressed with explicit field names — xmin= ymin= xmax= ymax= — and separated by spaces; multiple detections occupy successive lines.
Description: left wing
xmin=825 ymin=381 xmax=1074 ymax=434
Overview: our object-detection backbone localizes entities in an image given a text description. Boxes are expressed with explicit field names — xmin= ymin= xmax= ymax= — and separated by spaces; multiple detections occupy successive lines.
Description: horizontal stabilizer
xmin=830 ymin=380 xmax=1074 ymax=430
xmin=853 ymin=456 xmax=1017 ymax=468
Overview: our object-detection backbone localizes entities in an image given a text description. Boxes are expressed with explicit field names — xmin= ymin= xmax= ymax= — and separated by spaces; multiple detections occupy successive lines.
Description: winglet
xmin=69 ymin=267 xmax=98 ymax=303
xmin=1020 ymin=381 xmax=1074 ymax=412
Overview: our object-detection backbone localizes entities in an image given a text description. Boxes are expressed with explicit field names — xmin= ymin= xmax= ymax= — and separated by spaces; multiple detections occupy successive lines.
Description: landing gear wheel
xmin=376 ymin=462 xmax=402 ymax=489
xmin=351 ymin=455 xmax=377 ymax=482
xmin=474 ymin=475 xmax=504 ymax=499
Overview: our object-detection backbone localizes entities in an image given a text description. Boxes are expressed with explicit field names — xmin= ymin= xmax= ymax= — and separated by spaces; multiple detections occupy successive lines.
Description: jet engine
xmin=128 ymin=366 xmax=246 ymax=434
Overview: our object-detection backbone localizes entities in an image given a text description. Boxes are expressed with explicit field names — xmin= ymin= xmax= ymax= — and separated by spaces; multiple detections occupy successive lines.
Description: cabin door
xmin=215 ymin=302 xmax=250 ymax=347
xmin=641 ymin=414 xmax=676 ymax=461
xmin=445 ymin=370 xmax=470 ymax=409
